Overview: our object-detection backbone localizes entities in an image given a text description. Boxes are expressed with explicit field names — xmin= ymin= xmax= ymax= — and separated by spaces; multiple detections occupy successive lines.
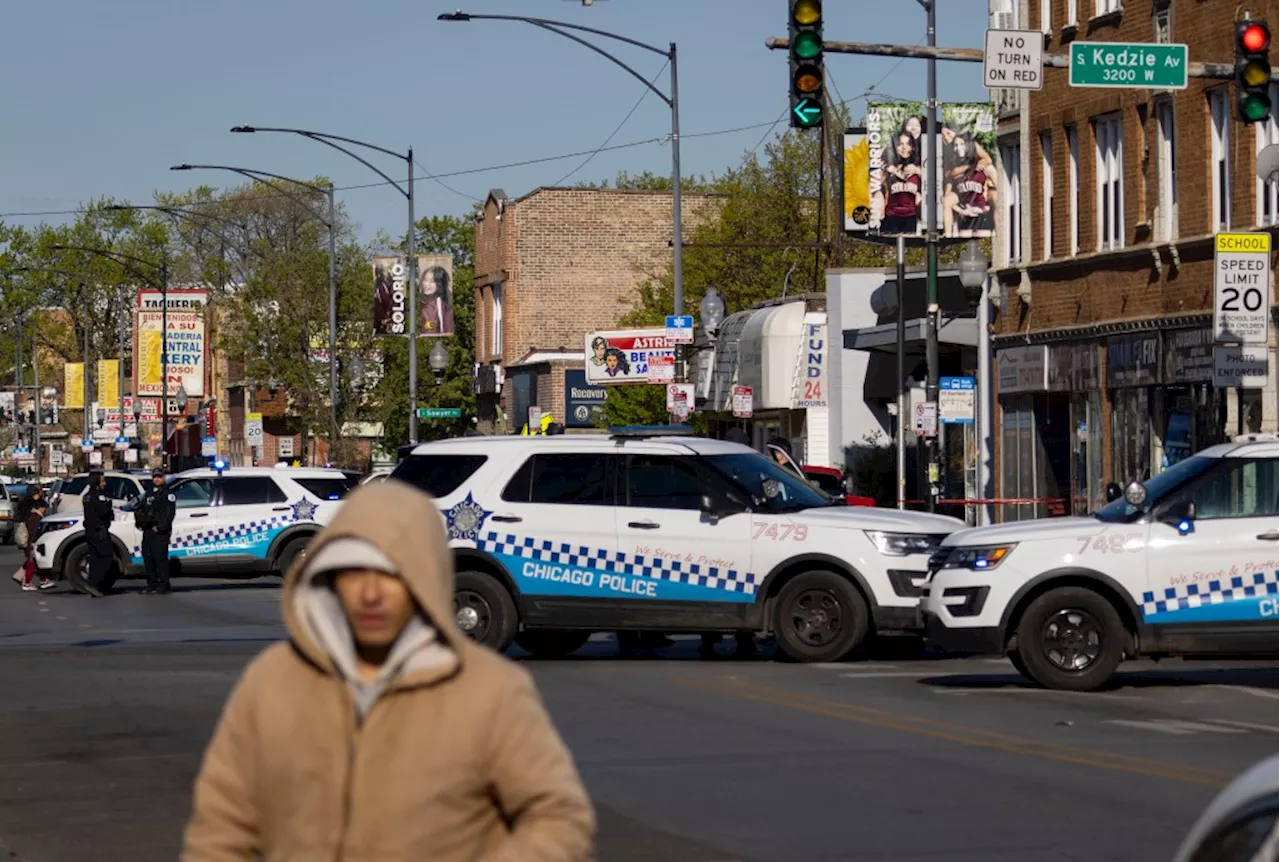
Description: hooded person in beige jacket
xmin=182 ymin=480 xmax=595 ymax=861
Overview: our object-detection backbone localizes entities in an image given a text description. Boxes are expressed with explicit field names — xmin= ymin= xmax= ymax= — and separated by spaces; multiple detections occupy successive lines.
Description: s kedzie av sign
xmin=1069 ymin=42 xmax=1188 ymax=90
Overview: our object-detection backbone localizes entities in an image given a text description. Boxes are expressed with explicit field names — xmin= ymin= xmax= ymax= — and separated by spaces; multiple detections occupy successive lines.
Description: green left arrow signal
xmin=793 ymin=98 xmax=822 ymax=127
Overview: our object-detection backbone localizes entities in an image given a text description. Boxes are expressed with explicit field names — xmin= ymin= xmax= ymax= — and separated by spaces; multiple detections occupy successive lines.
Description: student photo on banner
xmin=866 ymin=101 xmax=923 ymax=237
xmin=940 ymin=103 xmax=997 ymax=239
xmin=418 ymin=255 xmax=455 ymax=337
xmin=372 ymin=255 xmax=405 ymax=336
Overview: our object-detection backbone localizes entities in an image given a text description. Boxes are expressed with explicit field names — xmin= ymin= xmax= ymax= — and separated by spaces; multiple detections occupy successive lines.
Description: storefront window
xmin=1070 ymin=391 xmax=1104 ymax=514
xmin=999 ymin=394 xmax=1070 ymax=521
xmin=1110 ymin=387 xmax=1152 ymax=484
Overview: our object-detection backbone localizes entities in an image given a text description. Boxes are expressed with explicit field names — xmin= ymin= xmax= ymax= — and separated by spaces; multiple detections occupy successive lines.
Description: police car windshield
xmin=1094 ymin=455 xmax=1218 ymax=522
xmin=703 ymin=453 xmax=832 ymax=512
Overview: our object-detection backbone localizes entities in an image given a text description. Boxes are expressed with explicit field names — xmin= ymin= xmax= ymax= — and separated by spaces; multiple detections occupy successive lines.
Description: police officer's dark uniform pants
xmin=87 ymin=528 xmax=116 ymax=592
xmin=142 ymin=531 xmax=171 ymax=591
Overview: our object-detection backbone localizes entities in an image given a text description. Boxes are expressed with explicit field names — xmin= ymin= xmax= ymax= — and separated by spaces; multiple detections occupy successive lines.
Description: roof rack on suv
xmin=608 ymin=424 xmax=696 ymax=440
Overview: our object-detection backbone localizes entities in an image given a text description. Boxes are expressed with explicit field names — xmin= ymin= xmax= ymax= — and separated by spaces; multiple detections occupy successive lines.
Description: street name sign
xmin=1069 ymin=42 xmax=1188 ymax=89
xmin=983 ymin=29 xmax=1044 ymax=90
xmin=1213 ymin=232 xmax=1271 ymax=345
xmin=418 ymin=407 xmax=463 ymax=420
xmin=938 ymin=376 xmax=975 ymax=424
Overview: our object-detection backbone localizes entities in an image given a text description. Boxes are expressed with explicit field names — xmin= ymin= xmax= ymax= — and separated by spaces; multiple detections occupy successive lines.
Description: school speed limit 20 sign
xmin=1213 ymin=232 xmax=1272 ymax=345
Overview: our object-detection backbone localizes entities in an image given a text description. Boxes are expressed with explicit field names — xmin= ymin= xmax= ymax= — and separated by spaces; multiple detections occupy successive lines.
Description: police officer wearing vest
xmin=136 ymin=468 xmax=175 ymax=595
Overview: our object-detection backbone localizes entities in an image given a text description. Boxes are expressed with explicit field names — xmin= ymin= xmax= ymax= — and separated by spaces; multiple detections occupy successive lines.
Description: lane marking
xmin=1213 ymin=685 xmax=1280 ymax=701
xmin=675 ymin=675 xmax=1236 ymax=786
xmin=839 ymin=672 xmax=935 ymax=679
xmin=1106 ymin=719 xmax=1245 ymax=736
xmin=931 ymin=687 xmax=1145 ymax=701
xmin=1200 ymin=719 xmax=1279 ymax=733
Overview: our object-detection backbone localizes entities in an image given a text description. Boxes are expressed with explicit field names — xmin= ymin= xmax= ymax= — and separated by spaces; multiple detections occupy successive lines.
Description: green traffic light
xmin=1242 ymin=93 xmax=1272 ymax=122
xmin=793 ymin=31 xmax=822 ymax=60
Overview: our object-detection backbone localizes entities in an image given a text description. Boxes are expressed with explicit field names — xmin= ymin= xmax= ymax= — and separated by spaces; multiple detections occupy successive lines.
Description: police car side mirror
xmin=1104 ymin=482 xmax=1122 ymax=503
xmin=1158 ymin=500 xmax=1196 ymax=534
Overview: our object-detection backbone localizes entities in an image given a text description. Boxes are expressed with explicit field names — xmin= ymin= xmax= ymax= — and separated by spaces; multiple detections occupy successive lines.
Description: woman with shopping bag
xmin=15 ymin=487 xmax=54 ymax=592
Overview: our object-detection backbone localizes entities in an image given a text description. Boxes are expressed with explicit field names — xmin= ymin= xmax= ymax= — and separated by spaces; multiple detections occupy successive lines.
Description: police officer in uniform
xmin=137 ymin=468 xmax=175 ymax=595
xmin=82 ymin=471 xmax=117 ymax=597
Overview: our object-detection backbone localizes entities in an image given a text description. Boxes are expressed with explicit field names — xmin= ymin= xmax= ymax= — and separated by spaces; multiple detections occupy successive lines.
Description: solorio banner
xmin=373 ymin=255 xmax=456 ymax=338
xmin=97 ymin=359 xmax=120 ymax=408
xmin=584 ymin=328 xmax=677 ymax=385
xmin=64 ymin=363 xmax=85 ymax=409
xmin=865 ymin=102 xmax=997 ymax=239
xmin=136 ymin=289 xmax=208 ymax=398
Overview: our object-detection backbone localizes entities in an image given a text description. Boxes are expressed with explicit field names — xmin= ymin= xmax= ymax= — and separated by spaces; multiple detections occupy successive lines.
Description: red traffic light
xmin=1241 ymin=22 xmax=1270 ymax=53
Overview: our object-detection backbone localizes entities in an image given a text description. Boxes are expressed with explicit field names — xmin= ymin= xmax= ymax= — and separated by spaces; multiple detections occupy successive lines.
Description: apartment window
xmin=491 ymin=282 xmax=504 ymax=356
xmin=1095 ymin=115 xmax=1124 ymax=250
xmin=1067 ymin=0 xmax=1078 ymax=26
xmin=1258 ymin=83 xmax=1279 ymax=226
xmin=1095 ymin=0 xmax=1121 ymax=15
xmin=1209 ymin=88 xmax=1231 ymax=231
xmin=1066 ymin=125 xmax=1080 ymax=255
xmin=1154 ymin=98 xmax=1177 ymax=240
xmin=1152 ymin=3 xmax=1171 ymax=42
xmin=1040 ymin=131 xmax=1054 ymax=259
xmin=1000 ymin=141 xmax=1023 ymax=263
xmin=1040 ymin=0 xmax=1051 ymax=32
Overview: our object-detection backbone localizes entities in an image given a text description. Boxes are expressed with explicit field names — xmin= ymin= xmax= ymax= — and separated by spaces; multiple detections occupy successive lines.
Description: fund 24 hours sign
xmin=1213 ymin=232 xmax=1272 ymax=345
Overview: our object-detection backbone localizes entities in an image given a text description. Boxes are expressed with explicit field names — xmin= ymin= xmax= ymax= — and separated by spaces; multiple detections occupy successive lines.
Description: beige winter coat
xmin=182 ymin=481 xmax=595 ymax=861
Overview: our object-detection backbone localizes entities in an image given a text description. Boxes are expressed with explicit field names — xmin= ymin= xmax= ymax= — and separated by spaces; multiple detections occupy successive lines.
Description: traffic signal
xmin=788 ymin=0 xmax=824 ymax=129
xmin=1235 ymin=20 xmax=1273 ymax=123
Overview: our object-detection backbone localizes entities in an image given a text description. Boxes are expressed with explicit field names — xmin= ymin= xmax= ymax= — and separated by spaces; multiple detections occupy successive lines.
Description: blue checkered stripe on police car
xmin=476 ymin=532 xmax=759 ymax=595
xmin=167 ymin=515 xmax=292 ymax=551
xmin=1141 ymin=569 xmax=1279 ymax=616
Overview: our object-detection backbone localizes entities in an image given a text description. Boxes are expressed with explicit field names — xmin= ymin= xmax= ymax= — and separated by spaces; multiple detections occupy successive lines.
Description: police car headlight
xmin=38 ymin=520 xmax=79 ymax=536
xmin=942 ymin=545 xmax=1016 ymax=571
xmin=865 ymin=531 xmax=944 ymax=556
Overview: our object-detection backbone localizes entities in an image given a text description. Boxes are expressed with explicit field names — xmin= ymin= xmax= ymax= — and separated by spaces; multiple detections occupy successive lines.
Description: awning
xmin=844 ymin=316 xmax=979 ymax=354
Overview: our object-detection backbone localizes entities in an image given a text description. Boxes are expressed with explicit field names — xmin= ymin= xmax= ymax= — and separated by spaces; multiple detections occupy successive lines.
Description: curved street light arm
xmin=232 ymin=126 xmax=408 ymax=197
xmin=446 ymin=13 xmax=669 ymax=57
xmin=528 ymin=21 xmax=672 ymax=106
xmin=173 ymin=165 xmax=331 ymax=227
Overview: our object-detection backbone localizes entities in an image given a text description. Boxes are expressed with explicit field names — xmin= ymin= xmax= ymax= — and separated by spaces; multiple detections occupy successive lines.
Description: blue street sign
xmin=115 ymin=436 xmax=128 ymax=445
xmin=939 ymin=376 xmax=975 ymax=424
xmin=940 ymin=376 xmax=976 ymax=391
xmin=665 ymin=315 xmax=695 ymax=345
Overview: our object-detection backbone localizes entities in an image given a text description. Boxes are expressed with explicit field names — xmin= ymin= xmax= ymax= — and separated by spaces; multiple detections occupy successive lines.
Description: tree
xmin=370 ymin=214 xmax=477 ymax=447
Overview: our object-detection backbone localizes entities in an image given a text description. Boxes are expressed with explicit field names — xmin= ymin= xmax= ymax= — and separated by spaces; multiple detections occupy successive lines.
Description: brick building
xmin=989 ymin=0 xmax=1278 ymax=520
xmin=472 ymin=186 xmax=717 ymax=433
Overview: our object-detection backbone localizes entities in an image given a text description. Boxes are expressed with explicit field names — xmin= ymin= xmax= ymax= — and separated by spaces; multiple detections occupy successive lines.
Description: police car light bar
xmin=608 ymin=424 xmax=697 ymax=440
xmin=212 ymin=459 xmax=228 ymax=474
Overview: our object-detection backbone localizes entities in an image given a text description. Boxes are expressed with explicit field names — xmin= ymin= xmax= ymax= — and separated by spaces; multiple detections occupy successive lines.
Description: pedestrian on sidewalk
xmin=81 ymin=471 xmax=117 ymax=597
xmin=16 ymin=486 xmax=54 ymax=592
xmin=136 ymin=468 xmax=174 ymax=595
xmin=183 ymin=481 xmax=595 ymax=862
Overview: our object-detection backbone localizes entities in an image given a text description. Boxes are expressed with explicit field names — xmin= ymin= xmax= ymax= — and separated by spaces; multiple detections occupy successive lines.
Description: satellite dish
xmin=1254 ymin=142 xmax=1280 ymax=181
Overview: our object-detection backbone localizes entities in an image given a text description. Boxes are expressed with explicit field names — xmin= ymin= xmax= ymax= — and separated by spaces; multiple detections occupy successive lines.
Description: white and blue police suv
xmin=921 ymin=437 xmax=1279 ymax=691
xmin=392 ymin=428 xmax=965 ymax=662
xmin=33 ymin=465 xmax=357 ymax=591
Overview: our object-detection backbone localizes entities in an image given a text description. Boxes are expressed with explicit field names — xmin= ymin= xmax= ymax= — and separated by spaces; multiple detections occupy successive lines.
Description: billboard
xmin=373 ymin=255 xmax=455 ymax=337
xmin=865 ymin=102 xmax=997 ymax=238
xmin=137 ymin=312 xmax=205 ymax=397
xmin=584 ymin=328 xmax=677 ymax=386
xmin=64 ymin=363 xmax=85 ymax=409
xmin=842 ymin=128 xmax=870 ymax=234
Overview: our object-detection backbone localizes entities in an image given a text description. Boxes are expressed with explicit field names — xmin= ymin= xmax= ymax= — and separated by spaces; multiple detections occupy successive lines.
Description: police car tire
xmin=515 ymin=630 xmax=592 ymax=659
xmin=1015 ymin=587 xmax=1124 ymax=692
xmin=64 ymin=544 xmax=91 ymax=593
xmin=772 ymin=571 xmax=869 ymax=663
xmin=1007 ymin=647 xmax=1032 ymax=681
xmin=275 ymin=536 xmax=311 ymax=575
xmin=455 ymin=571 xmax=517 ymax=653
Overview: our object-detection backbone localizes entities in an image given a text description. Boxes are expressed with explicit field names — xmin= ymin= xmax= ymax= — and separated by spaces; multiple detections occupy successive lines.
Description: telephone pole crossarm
xmin=765 ymin=37 xmax=1262 ymax=79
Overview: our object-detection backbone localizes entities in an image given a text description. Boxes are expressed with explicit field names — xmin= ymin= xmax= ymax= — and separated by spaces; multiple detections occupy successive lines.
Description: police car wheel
xmin=1015 ymin=587 xmax=1124 ymax=692
xmin=276 ymin=537 xmax=311 ymax=575
xmin=515 ymin=630 xmax=591 ymax=659
xmin=454 ymin=571 xmax=517 ymax=653
xmin=772 ymin=571 xmax=869 ymax=662
xmin=1007 ymin=647 xmax=1032 ymax=681
xmin=64 ymin=544 xmax=92 ymax=594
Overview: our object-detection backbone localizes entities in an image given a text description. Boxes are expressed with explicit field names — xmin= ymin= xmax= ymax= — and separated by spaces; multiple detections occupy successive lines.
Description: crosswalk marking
xmin=1105 ymin=719 xmax=1256 ymax=735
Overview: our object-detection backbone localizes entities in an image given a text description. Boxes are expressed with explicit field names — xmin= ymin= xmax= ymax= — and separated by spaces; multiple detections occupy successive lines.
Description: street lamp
xmin=348 ymin=355 xmax=366 ymax=386
xmin=175 ymin=385 xmax=188 ymax=414
xmin=229 ymin=125 xmax=421 ymax=443
xmin=699 ymin=287 xmax=725 ymax=336
xmin=438 ymin=11 xmax=686 ymax=354
xmin=428 ymin=341 xmax=449 ymax=385
xmin=958 ymin=239 xmax=993 ymax=527
xmin=170 ymin=164 xmax=340 ymax=446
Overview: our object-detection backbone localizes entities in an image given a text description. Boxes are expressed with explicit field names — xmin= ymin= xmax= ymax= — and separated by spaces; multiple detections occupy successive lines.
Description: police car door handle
xmin=491 ymin=514 xmax=522 ymax=523
xmin=189 ymin=513 xmax=209 ymax=519
xmin=1258 ymin=530 xmax=1279 ymax=541
xmin=627 ymin=520 xmax=661 ymax=530
xmin=271 ymin=506 xmax=291 ymax=512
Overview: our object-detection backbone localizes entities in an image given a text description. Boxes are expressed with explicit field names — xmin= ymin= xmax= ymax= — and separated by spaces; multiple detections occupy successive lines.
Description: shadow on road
xmin=915 ymin=664 xmax=1279 ymax=693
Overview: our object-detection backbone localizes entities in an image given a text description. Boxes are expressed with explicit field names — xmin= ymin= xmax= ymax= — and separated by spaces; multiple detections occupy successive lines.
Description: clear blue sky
xmin=2 ymin=0 xmax=989 ymax=242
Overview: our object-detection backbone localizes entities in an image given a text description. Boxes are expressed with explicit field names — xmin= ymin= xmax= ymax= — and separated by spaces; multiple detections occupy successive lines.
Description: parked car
xmin=50 ymin=471 xmax=147 ymax=515
xmin=1171 ymin=755 xmax=1277 ymax=861
xmin=0 ymin=493 xmax=14 ymax=544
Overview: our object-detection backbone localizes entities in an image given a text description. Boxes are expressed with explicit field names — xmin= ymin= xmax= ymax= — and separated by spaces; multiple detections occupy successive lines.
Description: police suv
xmin=392 ymin=428 xmax=965 ymax=662
xmin=33 ymin=465 xmax=357 ymax=591
xmin=921 ymin=437 xmax=1279 ymax=691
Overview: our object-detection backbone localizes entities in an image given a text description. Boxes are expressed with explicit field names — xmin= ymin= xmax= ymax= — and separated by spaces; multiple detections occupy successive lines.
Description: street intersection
xmin=0 ymin=546 xmax=1275 ymax=862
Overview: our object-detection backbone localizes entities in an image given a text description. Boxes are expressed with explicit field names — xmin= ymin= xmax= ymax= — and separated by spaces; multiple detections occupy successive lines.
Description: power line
xmin=551 ymin=59 xmax=669 ymax=187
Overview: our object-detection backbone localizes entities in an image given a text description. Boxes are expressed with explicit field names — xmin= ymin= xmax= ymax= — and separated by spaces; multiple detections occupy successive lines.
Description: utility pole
xmin=407 ymin=147 xmax=418 ymax=446
xmin=923 ymin=0 xmax=940 ymax=512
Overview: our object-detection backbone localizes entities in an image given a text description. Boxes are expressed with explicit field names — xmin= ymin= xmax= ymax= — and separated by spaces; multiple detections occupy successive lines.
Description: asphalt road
xmin=0 ymin=546 xmax=1275 ymax=862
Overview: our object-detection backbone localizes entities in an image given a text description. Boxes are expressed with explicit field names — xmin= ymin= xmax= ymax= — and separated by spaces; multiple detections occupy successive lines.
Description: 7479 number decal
xmin=753 ymin=523 xmax=809 ymax=541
